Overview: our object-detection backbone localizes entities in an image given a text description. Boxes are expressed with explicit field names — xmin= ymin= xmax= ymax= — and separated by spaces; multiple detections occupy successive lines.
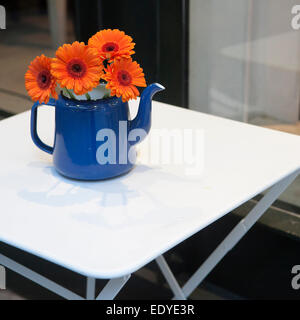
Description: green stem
xmin=65 ymin=88 xmax=76 ymax=100
xmin=85 ymin=93 xmax=91 ymax=100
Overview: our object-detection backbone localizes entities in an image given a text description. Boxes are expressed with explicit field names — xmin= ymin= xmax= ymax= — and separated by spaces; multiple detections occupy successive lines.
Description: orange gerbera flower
xmin=25 ymin=55 xmax=58 ymax=103
xmin=51 ymin=41 xmax=104 ymax=95
xmin=88 ymin=29 xmax=135 ymax=61
xmin=103 ymin=58 xmax=146 ymax=102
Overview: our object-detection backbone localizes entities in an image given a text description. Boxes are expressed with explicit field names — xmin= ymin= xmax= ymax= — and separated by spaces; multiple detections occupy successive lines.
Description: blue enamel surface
xmin=30 ymin=83 xmax=164 ymax=180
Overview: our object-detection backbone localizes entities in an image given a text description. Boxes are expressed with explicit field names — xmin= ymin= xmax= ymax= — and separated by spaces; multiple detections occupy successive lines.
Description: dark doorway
xmin=74 ymin=0 xmax=189 ymax=108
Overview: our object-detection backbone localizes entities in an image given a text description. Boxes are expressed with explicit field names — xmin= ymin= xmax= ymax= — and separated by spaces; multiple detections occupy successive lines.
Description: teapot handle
xmin=30 ymin=98 xmax=56 ymax=155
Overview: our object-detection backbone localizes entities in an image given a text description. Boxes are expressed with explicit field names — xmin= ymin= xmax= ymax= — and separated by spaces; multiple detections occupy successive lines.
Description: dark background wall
xmin=74 ymin=0 xmax=189 ymax=108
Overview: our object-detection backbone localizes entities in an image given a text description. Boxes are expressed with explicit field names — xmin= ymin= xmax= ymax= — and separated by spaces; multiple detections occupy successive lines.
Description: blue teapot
xmin=30 ymin=83 xmax=164 ymax=180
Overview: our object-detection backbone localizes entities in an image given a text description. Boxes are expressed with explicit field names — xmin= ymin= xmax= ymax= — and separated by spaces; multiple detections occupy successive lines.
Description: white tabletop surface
xmin=0 ymin=100 xmax=300 ymax=279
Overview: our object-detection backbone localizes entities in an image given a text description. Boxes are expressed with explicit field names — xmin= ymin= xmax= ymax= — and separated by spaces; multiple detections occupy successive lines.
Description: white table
xmin=0 ymin=100 xmax=300 ymax=300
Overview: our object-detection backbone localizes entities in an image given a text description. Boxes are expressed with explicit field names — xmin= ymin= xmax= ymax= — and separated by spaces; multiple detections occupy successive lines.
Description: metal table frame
xmin=0 ymin=170 xmax=297 ymax=300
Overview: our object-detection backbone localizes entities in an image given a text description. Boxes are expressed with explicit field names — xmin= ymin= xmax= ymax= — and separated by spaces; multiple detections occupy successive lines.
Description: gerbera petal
xmin=102 ymin=57 xmax=146 ymax=102
xmin=25 ymin=55 xmax=57 ymax=103
xmin=88 ymin=29 xmax=135 ymax=62
xmin=51 ymin=41 xmax=104 ymax=96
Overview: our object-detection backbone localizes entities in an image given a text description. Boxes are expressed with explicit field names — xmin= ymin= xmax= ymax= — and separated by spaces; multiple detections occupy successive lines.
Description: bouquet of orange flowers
xmin=25 ymin=29 xmax=146 ymax=104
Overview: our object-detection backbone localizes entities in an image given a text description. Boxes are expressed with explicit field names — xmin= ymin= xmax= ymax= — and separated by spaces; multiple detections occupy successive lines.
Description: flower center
xmin=117 ymin=70 xmax=132 ymax=86
xmin=37 ymin=70 xmax=51 ymax=89
xmin=67 ymin=59 xmax=87 ymax=78
xmin=102 ymin=42 xmax=119 ymax=53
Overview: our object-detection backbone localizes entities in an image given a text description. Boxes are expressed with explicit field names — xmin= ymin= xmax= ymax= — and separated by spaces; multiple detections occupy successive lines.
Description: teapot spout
xmin=129 ymin=83 xmax=165 ymax=145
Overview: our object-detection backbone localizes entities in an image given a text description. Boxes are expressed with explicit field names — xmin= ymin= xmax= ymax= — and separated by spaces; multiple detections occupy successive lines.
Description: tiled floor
xmin=0 ymin=14 xmax=74 ymax=114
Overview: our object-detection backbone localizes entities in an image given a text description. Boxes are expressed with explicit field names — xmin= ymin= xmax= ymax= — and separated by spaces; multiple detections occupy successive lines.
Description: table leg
xmin=86 ymin=277 xmax=96 ymax=300
xmin=156 ymin=170 xmax=299 ymax=299
xmin=0 ymin=253 xmax=130 ymax=300
xmin=96 ymin=275 xmax=131 ymax=300
xmin=0 ymin=253 xmax=83 ymax=300
xmin=182 ymin=170 xmax=299 ymax=297
xmin=155 ymin=255 xmax=186 ymax=299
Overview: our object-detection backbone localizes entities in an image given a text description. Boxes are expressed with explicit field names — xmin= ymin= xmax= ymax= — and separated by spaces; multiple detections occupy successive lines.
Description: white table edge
xmin=1 ymin=166 xmax=299 ymax=280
